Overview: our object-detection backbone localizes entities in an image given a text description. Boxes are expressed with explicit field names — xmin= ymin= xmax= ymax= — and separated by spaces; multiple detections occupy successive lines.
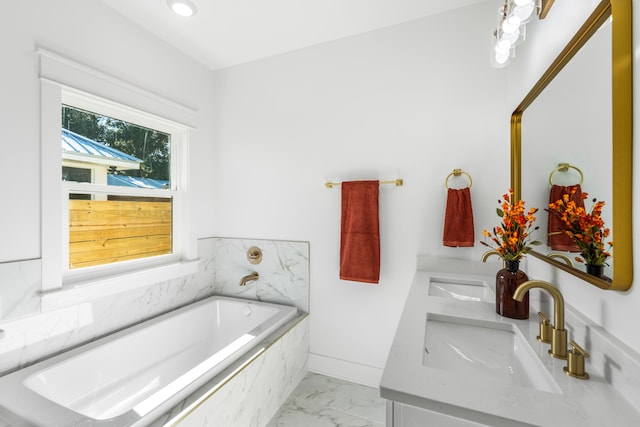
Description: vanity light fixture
xmin=167 ymin=0 xmax=198 ymax=17
xmin=491 ymin=0 xmax=553 ymax=68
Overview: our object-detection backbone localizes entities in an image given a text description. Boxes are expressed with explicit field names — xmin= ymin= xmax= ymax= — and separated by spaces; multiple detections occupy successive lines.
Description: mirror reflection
xmin=512 ymin=0 xmax=632 ymax=291
xmin=521 ymin=19 xmax=613 ymax=279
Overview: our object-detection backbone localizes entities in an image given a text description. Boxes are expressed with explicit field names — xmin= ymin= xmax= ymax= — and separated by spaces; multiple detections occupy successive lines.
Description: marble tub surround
xmin=267 ymin=372 xmax=386 ymax=427
xmin=0 ymin=258 xmax=41 ymax=321
xmin=0 ymin=237 xmax=309 ymax=376
xmin=380 ymin=256 xmax=640 ymax=426
xmin=154 ymin=315 xmax=310 ymax=427
xmin=210 ymin=238 xmax=310 ymax=313
xmin=0 ymin=297 xmax=300 ymax=426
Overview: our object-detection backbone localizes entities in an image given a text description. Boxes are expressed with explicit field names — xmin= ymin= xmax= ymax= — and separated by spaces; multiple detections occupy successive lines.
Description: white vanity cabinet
xmin=386 ymin=401 xmax=489 ymax=427
xmin=379 ymin=257 xmax=640 ymax=427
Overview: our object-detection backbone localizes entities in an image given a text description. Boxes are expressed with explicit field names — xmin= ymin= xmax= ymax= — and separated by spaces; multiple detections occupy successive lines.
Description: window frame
xmin=39 ymin=49 xmax=198 ymax=310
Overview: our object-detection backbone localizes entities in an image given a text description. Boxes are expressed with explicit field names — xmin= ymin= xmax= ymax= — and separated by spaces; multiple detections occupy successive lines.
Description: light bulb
xmin=499 ymin=28 xmax=520 ymax=45
xmin=167 ymin=0 xmax=197 ymax=17
xmin=513 ymin=3 xmax=535 ymax=23
xmin=496 ymin=39 xmax=512 ymax=51
xmin=495 ymin=51 xmax=510 ymax=65
xmin=502 ymin=15 xmax=521 ymax=33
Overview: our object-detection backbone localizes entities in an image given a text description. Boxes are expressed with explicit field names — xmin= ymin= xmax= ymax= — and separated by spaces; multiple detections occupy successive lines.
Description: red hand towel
xmin=442 ymin=187 xmax=475 ymax=247
xmin=340 ymin=181 xmax=380 ymax=284
xmin=548 ymin=184 xmax=583 ymax=252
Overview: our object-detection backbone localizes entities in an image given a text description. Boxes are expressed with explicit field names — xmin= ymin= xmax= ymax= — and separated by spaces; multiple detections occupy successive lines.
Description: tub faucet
xmin=240 ymin=271 xmax=259 ymax=287
xmin=513 ymin=280 xmax=568 ymax=359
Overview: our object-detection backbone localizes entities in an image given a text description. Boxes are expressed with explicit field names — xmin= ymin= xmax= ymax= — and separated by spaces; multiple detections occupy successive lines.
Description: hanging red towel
xmin=548 ymin=184 xmax=583 ymax=252
xmin=340 ymin=181 xmax=380 ymax=284
xmin=442 ymin=187 xmax=475 ymax=247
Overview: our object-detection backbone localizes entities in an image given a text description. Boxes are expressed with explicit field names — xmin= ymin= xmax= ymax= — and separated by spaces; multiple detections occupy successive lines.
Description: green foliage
xmin=62 ymin=105 xmax=170 ymax=181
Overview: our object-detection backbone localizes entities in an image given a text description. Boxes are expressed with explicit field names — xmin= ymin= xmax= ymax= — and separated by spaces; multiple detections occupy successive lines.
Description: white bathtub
xmin=0 ymin=296 xmax=299 ymax=426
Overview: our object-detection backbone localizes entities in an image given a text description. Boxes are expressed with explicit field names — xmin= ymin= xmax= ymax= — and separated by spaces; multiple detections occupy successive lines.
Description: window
xmin=61 ymin=105 xmax=173 ymax=269
xmin=39 ymin=48 xmax=198 ymax=307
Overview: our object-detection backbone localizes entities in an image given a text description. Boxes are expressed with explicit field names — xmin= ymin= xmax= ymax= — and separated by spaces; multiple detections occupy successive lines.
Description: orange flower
xmin=481 ymin=189 xmax=541 ymax=261
xmin=547 ymin=188 xmax=612 ymax=266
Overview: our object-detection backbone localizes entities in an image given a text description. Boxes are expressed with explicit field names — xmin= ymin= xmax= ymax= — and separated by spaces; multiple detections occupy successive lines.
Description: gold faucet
xmin=240 ymin=271 xmax=259 ymax=287
xmin=481 ymin=250 xmax=501 ymax=262
xmin=548 ymin=253 xmax=574 ymax=267
xmin=481 ymin=250 xmax=506 ymax=268
xmin=513 ymin=280 xmax=568 ymax=359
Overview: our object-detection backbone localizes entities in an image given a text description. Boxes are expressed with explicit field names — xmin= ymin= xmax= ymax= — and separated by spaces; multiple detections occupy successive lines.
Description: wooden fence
xmin=69 ymin=199 xmax=172 ymax=269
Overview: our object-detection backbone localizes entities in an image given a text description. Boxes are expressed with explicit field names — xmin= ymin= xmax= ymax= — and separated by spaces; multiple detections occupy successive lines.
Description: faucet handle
xmin=563 ymin=340 xmax=590 ymax=380
xmin=537 ymin=312 xmax=552 ymax=344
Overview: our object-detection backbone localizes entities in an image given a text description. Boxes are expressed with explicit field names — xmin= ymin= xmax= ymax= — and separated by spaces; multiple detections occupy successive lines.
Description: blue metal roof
xmin=61 ymin=128 xmax=142 ymax=163
xmin=107 ymin=174 xmax=170 ymax=189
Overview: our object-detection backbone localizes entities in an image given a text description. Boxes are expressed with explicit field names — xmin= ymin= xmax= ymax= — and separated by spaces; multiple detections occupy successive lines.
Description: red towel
xmin=340 ymin=181 xmax=380 ymax=284
xmin=548 ymin=184 xmax=583 ymax=252
xmin=442 ymin=187 xmax=475 ymax=247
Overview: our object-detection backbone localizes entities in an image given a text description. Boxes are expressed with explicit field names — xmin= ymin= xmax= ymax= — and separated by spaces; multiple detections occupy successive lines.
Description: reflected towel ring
xmin=548 ymin=163 xmax=584 ymax=186
xmin=445 ymin=169 xmax=472 ymax=189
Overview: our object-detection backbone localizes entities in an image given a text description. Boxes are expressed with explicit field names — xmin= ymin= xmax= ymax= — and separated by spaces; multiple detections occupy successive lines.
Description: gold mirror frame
xmin=511 ymin=0 xmax=632 ymax=291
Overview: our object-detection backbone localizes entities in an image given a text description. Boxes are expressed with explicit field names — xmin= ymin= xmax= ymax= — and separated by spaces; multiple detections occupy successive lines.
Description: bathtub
xmin=0 ymin=296 xmax=299 ymax=426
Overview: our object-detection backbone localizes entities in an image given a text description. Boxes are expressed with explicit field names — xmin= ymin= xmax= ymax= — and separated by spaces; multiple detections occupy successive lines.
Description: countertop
xmin=380 ymin=257 xmax=640 ymax=427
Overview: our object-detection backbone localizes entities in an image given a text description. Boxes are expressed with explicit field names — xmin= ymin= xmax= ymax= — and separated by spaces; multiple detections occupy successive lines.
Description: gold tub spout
xmin=513 ymin=280 xmax=568 ymax=359
xmin=240 ymin=271 xmax=259 ymax=287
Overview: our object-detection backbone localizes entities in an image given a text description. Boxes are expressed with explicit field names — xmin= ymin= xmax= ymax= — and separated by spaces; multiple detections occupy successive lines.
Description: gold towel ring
xmin=548 ymin=163 xmax=584 ymax=186
xmin=445 ymin=169 xmax=472 ymax=189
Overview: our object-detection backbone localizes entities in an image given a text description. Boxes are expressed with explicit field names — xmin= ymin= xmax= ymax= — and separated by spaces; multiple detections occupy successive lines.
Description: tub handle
xmin=247 ymin=246 xmax=263 ymax=265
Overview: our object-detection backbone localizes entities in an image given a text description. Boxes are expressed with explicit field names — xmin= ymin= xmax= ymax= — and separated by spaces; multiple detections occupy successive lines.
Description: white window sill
xmin=40 ymin=259 xmax=199 ymax=312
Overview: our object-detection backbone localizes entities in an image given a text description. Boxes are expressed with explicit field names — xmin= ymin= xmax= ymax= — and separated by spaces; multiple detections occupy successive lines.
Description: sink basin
xmin=428 ymin=277 xmax=493 ymax=303
xmin=423 ymin=314 xmax=561 ymax=394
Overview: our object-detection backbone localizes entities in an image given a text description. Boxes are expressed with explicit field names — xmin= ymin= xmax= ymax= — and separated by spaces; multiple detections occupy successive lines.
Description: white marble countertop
xmin=380 ymin=257 xmax=640 ymax=427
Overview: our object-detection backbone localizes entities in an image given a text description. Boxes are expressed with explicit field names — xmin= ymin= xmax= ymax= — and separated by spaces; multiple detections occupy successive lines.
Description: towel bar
xmin=325 ymin=179 xmax=403 ymax=189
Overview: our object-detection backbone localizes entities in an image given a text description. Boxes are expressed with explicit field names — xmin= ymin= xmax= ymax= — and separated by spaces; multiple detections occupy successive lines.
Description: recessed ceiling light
xmin=167 ymin=0 xmax=197 ymax=17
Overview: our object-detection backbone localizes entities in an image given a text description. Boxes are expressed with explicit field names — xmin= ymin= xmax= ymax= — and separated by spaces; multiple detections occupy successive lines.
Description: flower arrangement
xmin=481 ymin=189 xmax=541 ymax=261
xmin=547 ymin=189 xmax=612 ymax=266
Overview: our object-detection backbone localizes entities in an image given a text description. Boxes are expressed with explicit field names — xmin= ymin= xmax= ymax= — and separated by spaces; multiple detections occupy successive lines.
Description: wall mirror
xmin=511 ymin=0 xmax=632 ymax=291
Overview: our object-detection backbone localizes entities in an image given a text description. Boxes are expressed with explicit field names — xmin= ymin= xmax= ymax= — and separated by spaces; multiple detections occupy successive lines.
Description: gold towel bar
xmin=325 ymin=179 xmax=403 ymax=189
xmin=548 ymin=163 xmax=584 ymax=186
xmin=445 ymin=169 xmax=472 ymax=189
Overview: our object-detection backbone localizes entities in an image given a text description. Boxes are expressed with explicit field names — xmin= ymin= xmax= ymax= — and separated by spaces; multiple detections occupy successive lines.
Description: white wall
xmin=210 ymin=1 xmax=508 ymax=385
xmin=0 ymin=0 xmax=216 ymax=263
xmin=508 ymin=0 xmax=640 ymax=354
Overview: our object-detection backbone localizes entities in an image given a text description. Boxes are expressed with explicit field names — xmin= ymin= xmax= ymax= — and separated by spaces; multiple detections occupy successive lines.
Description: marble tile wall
xmin=0 ymin=259 xmax=41 ymax=321
xmin=209 ymin=238 xmax=310 ymax=313
xmin=0 ymin=237 xmax=310 ymax=375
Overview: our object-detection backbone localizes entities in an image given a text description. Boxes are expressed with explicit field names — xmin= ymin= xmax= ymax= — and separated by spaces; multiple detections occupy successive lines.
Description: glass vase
xmin=495 ymin=260 xmax=529 ymax=319
xmin=586 ymin=264 xmax=604 ymax=278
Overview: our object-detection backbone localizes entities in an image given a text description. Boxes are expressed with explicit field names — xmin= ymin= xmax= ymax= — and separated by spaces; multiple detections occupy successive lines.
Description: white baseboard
xmin=308 ymin=352 xmax=383 ymax=389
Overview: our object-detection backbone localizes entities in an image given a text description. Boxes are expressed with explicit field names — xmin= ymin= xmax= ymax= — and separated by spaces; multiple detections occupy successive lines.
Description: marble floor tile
xmin=266 ymin=372 xmax=386 ymax=427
